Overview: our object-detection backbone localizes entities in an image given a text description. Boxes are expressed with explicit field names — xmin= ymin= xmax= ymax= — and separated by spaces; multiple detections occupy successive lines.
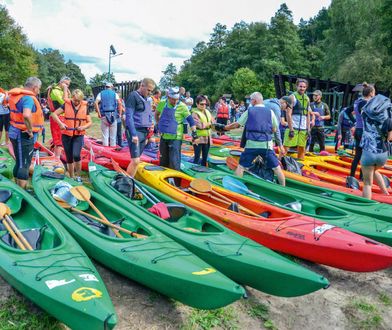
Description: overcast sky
xmin=2 ymin=0 xmax=331 ymax=83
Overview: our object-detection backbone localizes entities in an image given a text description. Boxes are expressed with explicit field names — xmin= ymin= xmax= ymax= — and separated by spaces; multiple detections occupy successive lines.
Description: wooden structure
xmin=92 ymin=81 xmax=140 ymax=100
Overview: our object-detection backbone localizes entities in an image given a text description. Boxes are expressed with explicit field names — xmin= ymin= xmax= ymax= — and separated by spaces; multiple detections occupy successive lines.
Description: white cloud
xmin=2 ymin=0 xmax=331 ymax=83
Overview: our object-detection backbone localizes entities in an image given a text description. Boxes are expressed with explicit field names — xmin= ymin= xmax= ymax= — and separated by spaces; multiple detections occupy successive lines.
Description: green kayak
xmin=0 ymin=148 xmax=15 ymax=179
xmin=32 ymin=166 xmax=244 ymax=309
xmin=0 ymin=175 xmax=117 ymax=330
xmin=88 ymin=162 xmax=329 ymax=297
xmin=184 ymin=162 xmax=392 ymax=246
xmin=209 ymin=160 xmax=392 ymax=223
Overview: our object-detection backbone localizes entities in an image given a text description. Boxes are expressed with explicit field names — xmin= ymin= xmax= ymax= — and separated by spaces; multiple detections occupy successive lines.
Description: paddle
xmin=189 ymin=178 xmax=262 ymax=218
xmin=0 ymin=203 xmax=33 ymax=250
xmin=69 ymin=186 xmax=123 ymax=238
xmin=225 ymin=156 xmax=262 ymax=180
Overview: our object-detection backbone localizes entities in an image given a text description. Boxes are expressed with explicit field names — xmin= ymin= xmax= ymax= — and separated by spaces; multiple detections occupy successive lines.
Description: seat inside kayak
xmin=0 ymin=189 xmax=12 ymax=203
xmin=72 ymin=212 xmax=125 ymax=237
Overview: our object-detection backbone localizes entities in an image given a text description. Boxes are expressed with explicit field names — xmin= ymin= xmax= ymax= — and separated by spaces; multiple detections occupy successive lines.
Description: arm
xmin=22 ymin=108 xmax=33 ymax=137
xmin=51 ymin=107 xmax=66 ymax=129
xmin=286 ymin=107 xmax=293 ymax=131
xmin=79 ymin=114 xmax=92 ymax=131
xmin=125 ymin=94 xmax=137 ymax=138
xmin=224 ymin=122 xmax=240 ymax=130
xmin=323 ymin=104 xmax=331 ymax=121
xmin=94 ymin=93 xmax=101 ymax=118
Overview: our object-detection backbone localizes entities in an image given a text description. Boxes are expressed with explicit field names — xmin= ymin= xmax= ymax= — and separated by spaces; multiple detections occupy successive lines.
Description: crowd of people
xmin=0 ymin=76 xmax=391 ymax=199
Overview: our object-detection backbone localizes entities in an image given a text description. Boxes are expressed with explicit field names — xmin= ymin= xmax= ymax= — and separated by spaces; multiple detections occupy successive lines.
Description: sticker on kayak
xmin=79 ymin=274 xmax=99 ymax=282
xmin=45 ymin=279 xmax=75 ymax=289
xmin=88 ymin=165 xmax=97 ymax=172
xmin=192 ymin=268 xmax=216 ymax=275
xmin=312 ymin=224 xmax=335 ymax=235
xmin=72 ymin=287 xmax=102 ymax=302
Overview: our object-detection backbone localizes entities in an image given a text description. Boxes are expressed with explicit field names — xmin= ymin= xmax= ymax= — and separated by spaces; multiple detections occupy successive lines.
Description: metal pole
xmin=108 ymin=47 xmax=111 ymax=81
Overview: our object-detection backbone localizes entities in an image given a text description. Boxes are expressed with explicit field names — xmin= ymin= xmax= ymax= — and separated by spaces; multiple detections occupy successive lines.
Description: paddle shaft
xmin=5 ymin=214 xmax=33 ymax=250
xmin=1 ymin=218 xmax=26 ymax=250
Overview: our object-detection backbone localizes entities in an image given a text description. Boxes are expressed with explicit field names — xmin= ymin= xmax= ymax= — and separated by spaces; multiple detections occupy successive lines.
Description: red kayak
xmin=137 ymin=163 xmax=392 ymax=272
xmin=84 ymin=136 xmax=159 ymax=169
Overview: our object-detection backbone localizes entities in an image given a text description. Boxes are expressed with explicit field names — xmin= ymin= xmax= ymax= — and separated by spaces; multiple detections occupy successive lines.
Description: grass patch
xmin=344 ymin=298 xmax=383 ymax=330
xmin=0 ymin=294 xmax=62 ymax=330
xmin=378 ymin=292 xmax=392 ymax=306
xmin=244 ymin=299 xmax=277 ymax=330
xmin=183 ymin=306 xmax=238 ymax=330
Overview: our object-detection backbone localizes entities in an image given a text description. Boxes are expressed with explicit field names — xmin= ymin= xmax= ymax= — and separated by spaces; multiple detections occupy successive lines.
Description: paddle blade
xmin=222 ymin=176 xmax=249 ymax=195
xmin=70 ymin=186 xmax=91 ymax=201
xmin=189 ymin=179 xmax=212 ymax=193
xmin=226 ymin=157 xmax=239 ymax=171
xmin=0 ymin=203 xmax=11 ymax=217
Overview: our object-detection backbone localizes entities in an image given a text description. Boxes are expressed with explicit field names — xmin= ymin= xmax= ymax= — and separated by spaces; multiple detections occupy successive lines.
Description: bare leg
xmin=67 ymin=163 xmax=75 ymax=178
xmin=74 ymin=161 xmax=82 ymax=178
xmin=374 ymin=169 xmax=390 ymax=195
xmin=273 ymin=166 xmax=286 ymax=186
xmin=234 ymin=165 xmax=244 ymax=177
xmin=126 ymin=157 xmax=140 ymax=177
xmin=361 ymin=165 xmax=374 ymax=199
xmin=54 ymin=145 xmax=62 ymax=158
xmin=5 ymin=131 xmax=9 ymax=144
xmin=17 ymin=179 xmax=28 ymax=189
xmin=297 ymin=146 xmax=305 ymax=160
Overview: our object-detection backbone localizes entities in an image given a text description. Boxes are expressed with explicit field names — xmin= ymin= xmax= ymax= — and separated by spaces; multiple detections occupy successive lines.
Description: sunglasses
xmin=199 ymin=103 xmax=207 ymax=106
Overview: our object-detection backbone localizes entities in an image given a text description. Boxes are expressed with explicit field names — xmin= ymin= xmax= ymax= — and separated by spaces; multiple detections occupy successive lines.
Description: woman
xmin=360 ymin=88 xmax=392 ymax=199
xmin=192 ymin=95 xmax=214 ymax=166
xmin=51 ymin=89 xmax=91 ymax=182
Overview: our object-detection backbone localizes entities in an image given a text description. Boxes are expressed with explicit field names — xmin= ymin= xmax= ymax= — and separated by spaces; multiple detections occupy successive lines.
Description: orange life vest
xmin=62 ymin=100 xmax=88 ymax=136
xmin=217 ymin=103 xmax=229 ymax=119
xmin=8 ymin=88 xmax=44 ymax=132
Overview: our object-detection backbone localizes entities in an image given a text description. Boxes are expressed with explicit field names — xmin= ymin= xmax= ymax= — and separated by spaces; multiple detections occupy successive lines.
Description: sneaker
xmin=0 ymin=142 xmax=6 ymax=146
xmin=74 ymin=176 xmax=83 ymax=183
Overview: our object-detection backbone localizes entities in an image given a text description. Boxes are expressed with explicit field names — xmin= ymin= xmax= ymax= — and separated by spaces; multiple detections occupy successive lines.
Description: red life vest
xmin=217 ymin=103 xmax=229 ymax=119
xmin=62 ymin=100 xmax=88 ymax=136
xmin=8 ymin=88 xmax=44 ymax=132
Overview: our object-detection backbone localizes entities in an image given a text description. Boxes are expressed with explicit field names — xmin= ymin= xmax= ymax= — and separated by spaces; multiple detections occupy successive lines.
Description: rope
xmin=204 ymin=239 xmax=250 ymax=257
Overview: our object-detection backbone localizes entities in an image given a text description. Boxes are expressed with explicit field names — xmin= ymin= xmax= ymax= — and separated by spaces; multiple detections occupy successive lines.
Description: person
xmin=309 ymin=90 xmax=331 ymax=152
xmin=51 ymin=89 xmax=91 ymax=182
xmin=238 ymin=100 xmax=246 ymax=117
xmin=192 ymin=95 xmax=214 ymax=166
xmin=229 ymin=100 xmax=236 ymax=123
xmin=264 ymin=98 xmax=281 ymax=124
xmin=8 ymin=77 xmax=44 ymax=189
xmin=0 ymin=87 xmax=10 ymax=146
xmin=216 ymin=97 xmax=229 ymax=125
xmin=279 ymin=96 xmax=294 ymax=144
xmin=360 ymin=93 xmax=392 ymax=199
xmin=350 ymin=83 xmax=374 ymax=177
xmin=156 ymin=86 xmax=197 ymax=170
xmin=125 ymin=78 xmax=156 ymax=177
xmin=284 ymin=79 xmax=311 ymax=160
xmin=336 ymin=106 xmax=355 ymax=151
xmin=151 ymin=90 xmax=161 ymax=111
xmin=116 ymin=90 xmax=125 ymax=147
xmin=95 ymin=82 xmax=120 ymax=146
xmin=223 ymin=92 xmax=286 ymax=185
xmin=47 ymin=76 xmax=71 ymax=157
xmin=184 ymin=91 xmax=193 ymax=110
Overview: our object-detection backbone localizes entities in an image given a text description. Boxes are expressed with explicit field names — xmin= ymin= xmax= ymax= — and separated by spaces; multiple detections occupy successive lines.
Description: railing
xmin=92 ymin=80 xmax=140 ymax=99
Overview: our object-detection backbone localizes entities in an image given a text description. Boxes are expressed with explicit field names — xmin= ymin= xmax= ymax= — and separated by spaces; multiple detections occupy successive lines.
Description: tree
xmin=66 ymin=60 xmax=86 ymax=91
xmin=36 ymin=48 xmax=67 ymax=90
xmin=0 ymin=5 xmax=37 ymax=88
xmin=89 ymin=73 xmax=116 ymax=87
xmin=231 ymin=68 xmax=262 ymax=100
xmin=159 ymin=63 xmax=177 ymax=90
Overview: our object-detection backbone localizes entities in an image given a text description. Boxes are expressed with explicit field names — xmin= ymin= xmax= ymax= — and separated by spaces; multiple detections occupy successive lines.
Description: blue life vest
xmin=311 ymin=102 xmax=325 ymax=127
xmin=354 ymin=98 xmax=366 ymax=129
xmin=133 ymin=91 xmax=153 ymax=128
xmin=158 ymin=101 xmax=178 ymax=135
xmin=100 ymin=89 xmax=117 ymax=114
xmin=341 ymin=109 xmax=354 ymax=129
xmin=245 ymin=106 xmax=272 ymax=142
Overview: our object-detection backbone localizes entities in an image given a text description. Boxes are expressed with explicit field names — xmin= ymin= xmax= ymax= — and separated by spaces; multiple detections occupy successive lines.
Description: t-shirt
xmin=156 ymin=100 xmax=191 ymax=140
xmin=9 ymin=95 xmax=37 ymax=138
xmin=237 ymin=105 xmax=279 ymax=149
xmin=0 ymin=92 xmax=9 ymax=115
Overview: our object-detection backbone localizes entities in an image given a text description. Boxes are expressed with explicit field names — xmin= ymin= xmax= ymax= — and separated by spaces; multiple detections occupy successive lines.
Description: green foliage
xmin=36 ymin=48 xmax=67 ymax=90
xmin=0 ymin=294 xmax=62 ymax=330
xmin=89 ymin=73 xmax=116 ymax=87
xmin=378 ymin=293 xmax=392 ymax=306
xmin=231 ymin=68 xmax=261 ymax=100
xmin=159 ymin=63 xmax=178 ymax=90
xmin=66 ymin=60 xmax=86 ymax=91
xmin=183 ymin=307 xmax=238 ymax=330
xmin=344 ymin=298 xmax=383 ymax=330
xmin=0 ymin=5 xmax=37 ymax=89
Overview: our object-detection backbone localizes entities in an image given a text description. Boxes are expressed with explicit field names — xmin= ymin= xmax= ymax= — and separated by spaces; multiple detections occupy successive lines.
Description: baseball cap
xmin=167 ymin=86 xmax=180 ymax=99
xmin=313 ymin=90 xmax=322 ymax=96
xmin=281 ymin=96 xmax=293 ymax=108
xmin=105 ymin=82 xmax=113 ymax=87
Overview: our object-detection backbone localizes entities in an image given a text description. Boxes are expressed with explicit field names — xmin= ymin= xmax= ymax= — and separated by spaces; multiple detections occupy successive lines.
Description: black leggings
xmin=350 ymin=128 xmax=363 ymax=177
xmin=309 ymin=127 xmax=325 ymax=152
xmin=11 ymin=132 xmax=34 ymax=180
xmin=116 ymin=120 xmax=122 ymax=147
xmin=62 ymin=134 xmax=84 ymax=163
xmin=193 ymin=142 xmax=210 ymax=166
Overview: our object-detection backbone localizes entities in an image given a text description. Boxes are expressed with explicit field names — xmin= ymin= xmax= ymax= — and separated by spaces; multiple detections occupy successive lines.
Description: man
xmin=116 ymin=90 xmax=125 ymax=147
xmin=264 ymin=98 xmax=281 ymax=123
xmin=224 ymin=92 xmax=286 ymax=185
xmin=0 ymin=87 xmax=10 ymax=146
xmin=184 ymin=91 xmax=194 ymax=110
xmin=284 ymin=78 xmax=311 ymax=160
xmin=8 ymin=77 xmax=44 ymax=189
xmin=155 ymin=86 xmax=197 ymax=170
xmin=95 ymin=82 xmax=120 ymax=146
xmin=124 ymin=78 xmax=156 ymax=177
xmin=47 ymin=76 xmax=71 ymax=157
xmin=309 ymin=90 xmax=330 ymax=152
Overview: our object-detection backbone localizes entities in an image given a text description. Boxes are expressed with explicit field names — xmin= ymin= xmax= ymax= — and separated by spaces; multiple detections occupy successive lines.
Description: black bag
xmin=240 ymin=126 xmax=247 ymax=148
xmin=248 ymin=155 xmax=274 ymax=182
xmin=111 ymin=174 xmax=135 ymax=198
xmin=281 ymin=156 xmax=303 ymax=175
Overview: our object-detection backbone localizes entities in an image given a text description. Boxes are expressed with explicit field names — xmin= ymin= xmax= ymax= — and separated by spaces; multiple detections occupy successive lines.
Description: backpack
xmin=281 ymin=156 xmax=303 ymax=175
xmin=248 ymin=155 xmax=274 ymax=182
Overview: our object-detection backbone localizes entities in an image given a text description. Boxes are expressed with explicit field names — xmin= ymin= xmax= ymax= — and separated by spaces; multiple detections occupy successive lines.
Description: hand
xmin=132 ymin=136 xmax=139 ymax=144
xmin=60 ymin=123 xmax=67 ymax=130
xmin=191 ymin=130 xmax=198 ymax=141
xmin=313 ymin=112 xmax=320 ymax=117
xmin=97 ymin=112 xmax=102 ymax=118
xmin=278 ymin=146 xmax=286 ymax=157
xmin=76 ymin=126 xmax=84 ymax=131
xmin=288 ymin=130 xmax=295 ymax=138
xmin=338 ymin=135 xmax=342 ymax=141
xmin=27 ymin=131 xmax=34 ymax=139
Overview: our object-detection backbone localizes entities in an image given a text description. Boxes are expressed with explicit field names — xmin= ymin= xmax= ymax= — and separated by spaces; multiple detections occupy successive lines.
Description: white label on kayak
xmin=79 ymin=274 xmax=99 ymax=282
xmin=88 ymin=165 xmax=97 ymax=172
xmin=45 ymin=279 xmax=75 ymax=289
xmin=312 ymin=224 xmax=335 ymax=235
xmin=387 ymin=230 xmax=392 ymax=233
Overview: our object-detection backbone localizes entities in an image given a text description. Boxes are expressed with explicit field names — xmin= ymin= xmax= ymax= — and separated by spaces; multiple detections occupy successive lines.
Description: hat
xmin=105 ymin=82 xmax=113 ymax=88
xmin=281 ymin=96 xmax=293 ymax=108
xmin=167 ymin=86 xmax=180 ymax=99
xmin=313 ymin=90 xmax=322 ymax=96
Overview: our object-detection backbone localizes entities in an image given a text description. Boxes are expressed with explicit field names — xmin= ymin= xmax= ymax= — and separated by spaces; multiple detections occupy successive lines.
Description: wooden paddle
xmin=69 ymin=186 xmax=123 ymax=238
xmin=0 ymin=203 xmax=33 ymax=250
xmin=189 ymin=179 xmax=262 ymax=218
xmin=57 ymin=200 xmax=146 ymax=238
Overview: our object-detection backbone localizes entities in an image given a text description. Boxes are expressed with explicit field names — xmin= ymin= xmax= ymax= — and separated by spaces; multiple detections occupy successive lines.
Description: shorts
xmin=283 ymin=129 xmax=307 ymax=148
xmin=50 ymin=116 xmax=64 ymax=146
xmin=0 ymin=113 xmax=10 ymax=131
xmin=239 ymin=148 xmax=279 ymax=169
xmin=126 ymin=128 xmax=148 ymax=158
xmin=360 ymin=151 xmax=388 ymax=167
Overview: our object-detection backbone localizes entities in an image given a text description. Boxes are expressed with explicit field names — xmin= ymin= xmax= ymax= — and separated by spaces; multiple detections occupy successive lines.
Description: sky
xmin=2 ymin=0 xmax=331 ymax=84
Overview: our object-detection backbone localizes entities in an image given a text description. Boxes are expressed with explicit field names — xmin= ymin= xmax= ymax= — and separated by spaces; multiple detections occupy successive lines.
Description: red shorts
xmin=50 ymin=116 xmax=64 ymax=146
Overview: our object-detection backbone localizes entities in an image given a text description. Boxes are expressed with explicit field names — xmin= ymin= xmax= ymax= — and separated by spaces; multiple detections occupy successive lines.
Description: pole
xmin=108 ymin=47 xmax=112 ymax=82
